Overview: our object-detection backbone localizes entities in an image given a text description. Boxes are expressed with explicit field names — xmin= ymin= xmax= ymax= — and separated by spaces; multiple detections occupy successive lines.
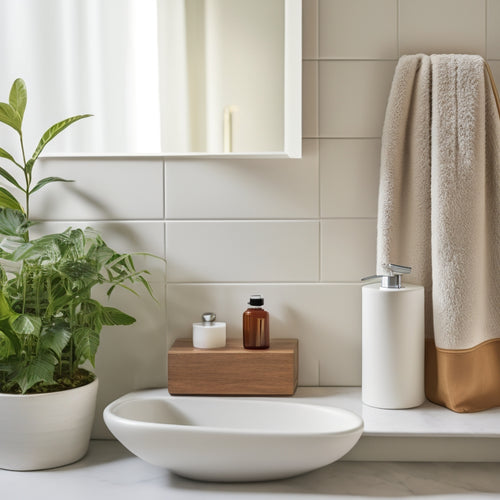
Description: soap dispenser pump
xmin=361 ymin=264 xmax=425 ymax=409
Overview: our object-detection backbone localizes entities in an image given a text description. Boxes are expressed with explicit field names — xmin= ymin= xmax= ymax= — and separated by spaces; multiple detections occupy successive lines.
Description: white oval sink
xmin=103 ymin=390 xmax=363 ymax=482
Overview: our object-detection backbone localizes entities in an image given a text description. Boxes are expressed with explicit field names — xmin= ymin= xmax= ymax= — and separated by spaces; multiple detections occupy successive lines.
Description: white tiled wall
xmin=31 ymin=0 xmax=500 ymax=436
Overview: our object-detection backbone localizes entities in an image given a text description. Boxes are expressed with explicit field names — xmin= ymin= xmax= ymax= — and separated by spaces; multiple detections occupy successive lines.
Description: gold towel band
xmin=485 ymin=61 xmax=500 ymax=119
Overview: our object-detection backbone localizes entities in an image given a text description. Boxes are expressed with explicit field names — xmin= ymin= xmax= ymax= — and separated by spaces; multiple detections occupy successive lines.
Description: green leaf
xmin=8 ymin=241 xmax=34 ymax=262
xmin=137 ymin=274 xmax=157 ymax=301
xmin=11 ymin=231 xmax=90 ymax=263
xmin=0 ymin=331 xmax=16 ymax=360
xmin=73 ymin=327 xmax=100 ymax=366
xmin=60 ymin=260 xmax=98 ymax=281
xmin=30 ymin=114 xmax=92 ymax=164
xmin=101 ymin=306 xmax=136 ymax=326
xmin=29 ymin=176 xmax=73 ymax=195
xmin=0 ymin=102 xmax=22 ymax=133
xmin=12 ymin=314 xmax=41 ymax=336
xmin=11 ymin=352 xmax=57 ymax=393
xmin=0 ymin=208 xmax=29 ymax=236
xmin=44 ymin=287 xmax=73 ymax=313
xmin=106 ymin=252 xmax=136 ymax=272
xmin=39 ymin=323 xmax=72 ymax=359
xmin=25 ymin=158 xmax=34 ymax=175
xmin=0 ymin=147 xmax=18 ymax=165
xmin=68 ymin=228 xmax=85 ymax=251
xmin=0 ymin=235 xmax=24 ymax=255
xmin=91 ymin=243 xmax=115 ymax=269
xmin=9 ymin=78 xmax=27 ymax=122
xmin=0 ymin=292 xmax=20 ymax=354
xmin=0 ymin=188 xmax=23 ymax=212
xmin=0 ymin=359 xmax=16 ymax=375
xmin=0 ymin=166 xmax=24 ymax=191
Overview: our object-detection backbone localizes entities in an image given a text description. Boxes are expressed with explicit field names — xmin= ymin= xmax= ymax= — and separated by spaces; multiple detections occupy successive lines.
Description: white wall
xmin=30 ymin=0 xmax=500 ymax=436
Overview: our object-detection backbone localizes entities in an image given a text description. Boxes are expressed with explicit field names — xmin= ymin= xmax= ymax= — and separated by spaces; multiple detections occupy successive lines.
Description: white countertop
xmin=289 ymin=387 xmax=500 ymax=437
xmin=2 ymin=440 xmax=500 ymax=500
xmin=2 ymin=387 xmax=500 ymax=499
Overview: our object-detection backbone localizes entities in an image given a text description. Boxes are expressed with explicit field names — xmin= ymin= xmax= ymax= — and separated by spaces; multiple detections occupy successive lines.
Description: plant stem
xmin=34 ymin=270 xmax=40 ymax=317
xmin=21 ymin=269 xmax=27 ymax=315
xmin=19 ymin=133 xmax=31 ymax=222
xmin=25 ymin=190 xmax=29 ymax=222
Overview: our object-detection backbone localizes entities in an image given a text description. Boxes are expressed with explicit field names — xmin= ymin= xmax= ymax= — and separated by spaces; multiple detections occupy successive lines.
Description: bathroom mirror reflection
xmin=0 ymin=0 xmax=301 ymax=157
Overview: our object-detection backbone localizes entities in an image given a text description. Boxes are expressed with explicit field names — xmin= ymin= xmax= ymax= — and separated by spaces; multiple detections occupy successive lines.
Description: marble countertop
xmin=2 ymin=440 xmax=500 ymax=500
xmin=2 ymin=387 xmax=500 ymax=498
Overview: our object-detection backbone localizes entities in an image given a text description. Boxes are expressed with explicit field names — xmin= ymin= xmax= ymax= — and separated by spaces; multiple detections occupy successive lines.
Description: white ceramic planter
xmin=0 ymin=377 xmax=98 ymax=470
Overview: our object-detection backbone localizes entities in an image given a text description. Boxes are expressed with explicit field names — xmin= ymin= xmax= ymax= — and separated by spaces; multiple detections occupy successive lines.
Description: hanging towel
xmin=377 ymin=54 xmax=500 ymax=412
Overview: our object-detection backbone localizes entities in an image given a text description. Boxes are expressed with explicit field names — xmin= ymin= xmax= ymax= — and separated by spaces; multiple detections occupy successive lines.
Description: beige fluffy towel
xmin=377 ymin=54 xmax=500 ymax=412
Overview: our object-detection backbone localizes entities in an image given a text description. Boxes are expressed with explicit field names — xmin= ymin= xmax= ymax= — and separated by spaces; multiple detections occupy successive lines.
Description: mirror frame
xmin=283 ymin=0 xmax=302 ymax=159
xmin=41 ymin=0 xmax=302 ymax=160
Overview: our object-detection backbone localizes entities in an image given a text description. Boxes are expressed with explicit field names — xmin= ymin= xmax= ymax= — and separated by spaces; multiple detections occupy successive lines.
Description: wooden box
xmin=168 ymin=338 xmax=298 ymax=396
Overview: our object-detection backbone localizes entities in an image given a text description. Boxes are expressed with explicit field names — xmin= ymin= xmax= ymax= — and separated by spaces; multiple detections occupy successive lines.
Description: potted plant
xmin=0 ymin=78 xmax=155 ymax=470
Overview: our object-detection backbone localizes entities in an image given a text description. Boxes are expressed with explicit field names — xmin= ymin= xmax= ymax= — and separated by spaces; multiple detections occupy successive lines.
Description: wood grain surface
xmin=168 ymin=338 xmax=298 ymax=395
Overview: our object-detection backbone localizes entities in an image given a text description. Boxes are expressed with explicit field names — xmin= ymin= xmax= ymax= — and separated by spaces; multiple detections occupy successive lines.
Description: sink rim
xmin=104 ymin=394 xmax=364 ymax=437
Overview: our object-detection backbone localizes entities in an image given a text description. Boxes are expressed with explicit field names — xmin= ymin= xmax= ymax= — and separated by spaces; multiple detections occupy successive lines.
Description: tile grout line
xmin=396 ymin=0 xmax=400 ymax=57
xmin=485 ymin=0 xmax=488 ymax=60
xmin=165 ymin=282 xmax=365 ymax=286
xmin=316 ymin=0 xmax=320 ymax=59
xmin=163 ymin=158 xmax=168 ymax=286
xmin=312 ymin=58 xmax=399 ymax=62
xmin=163 ymin=158 xmax=170 ymax=354
xmin=318 ymin=213 xmax=322 ymax=283
xmin=316 ymin=0 xmax=321 ymax=287
xmin=304 ymin=136 xmax=382 ymax=140
xmin=162 ymin=158 xmax=167 ymax=221
xmin=162 ymin=217 xmax=377 ymax=222
xmin=36 ymin=217 xmax=377 ymax=223
xmin=315 ymin=0 xmax=321 ymax=288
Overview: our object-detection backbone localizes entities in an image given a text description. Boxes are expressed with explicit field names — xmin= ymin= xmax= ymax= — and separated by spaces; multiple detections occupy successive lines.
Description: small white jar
xmin=192 ymin=312 xmax=226 ymax=349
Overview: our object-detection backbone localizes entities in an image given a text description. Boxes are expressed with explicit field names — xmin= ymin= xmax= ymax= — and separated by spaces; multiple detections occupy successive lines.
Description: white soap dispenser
xmin=361 ymin=264 xmax=425 ymax=409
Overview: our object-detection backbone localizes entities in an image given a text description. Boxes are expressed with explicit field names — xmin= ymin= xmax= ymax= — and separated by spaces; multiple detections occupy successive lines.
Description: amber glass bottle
xmin=243 ymin=295 xmax=269 ymax=349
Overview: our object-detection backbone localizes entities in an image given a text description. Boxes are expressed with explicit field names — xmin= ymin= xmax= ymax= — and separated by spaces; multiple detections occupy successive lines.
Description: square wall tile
xmin=30 ymin=221 xmax=166 ymax=281
xmin=487 ymin=0 xmax=500 ymax=59
xmin=166 ymin=283 xmax=362 ymax=386
xmin=165 ymin=140 xmax=319 ymax=219
xmin=321 ymin=219 xmax=377 ymax=281
xmin=31 ymin=158 xmax=164 ymax=220
xmin=319 ymin=0 xmax=397 ymax=59
xmin=93 ymin=282 xmax=167 ymax=438
xmin=399 ymin=0 xmax=486 ymax=57
xmin=319 ymin=61 xmax=396 ymax=138
xmin=320 ymin=139 xmax=380 ymax=218
xmin=303 ymin=0 xmax=319 ymax=59
xmin=166 ymin=221 xmax=319 ymax=283
xmin=303 ymin=62 xmax=319 ymax=138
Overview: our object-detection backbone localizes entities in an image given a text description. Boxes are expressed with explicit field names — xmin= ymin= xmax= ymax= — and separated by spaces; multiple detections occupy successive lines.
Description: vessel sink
xmin=103 ymin=389 xmax=363 ymax=482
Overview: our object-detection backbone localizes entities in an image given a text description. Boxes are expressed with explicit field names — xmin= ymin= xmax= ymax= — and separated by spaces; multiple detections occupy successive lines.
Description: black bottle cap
xmin=248 ymin=294 xmax=264 ymax=306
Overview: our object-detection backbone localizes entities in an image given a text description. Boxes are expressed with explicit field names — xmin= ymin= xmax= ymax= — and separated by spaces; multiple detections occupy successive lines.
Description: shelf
xmin=288 ymin=387 xmax=500 ymax=461
xmin=290 ymin=387 xmax=500 ymax=438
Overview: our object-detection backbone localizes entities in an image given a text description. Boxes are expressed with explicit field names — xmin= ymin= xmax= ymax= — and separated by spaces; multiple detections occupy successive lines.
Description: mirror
xmin=0 ymin=0 xmax=301 ymax=157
